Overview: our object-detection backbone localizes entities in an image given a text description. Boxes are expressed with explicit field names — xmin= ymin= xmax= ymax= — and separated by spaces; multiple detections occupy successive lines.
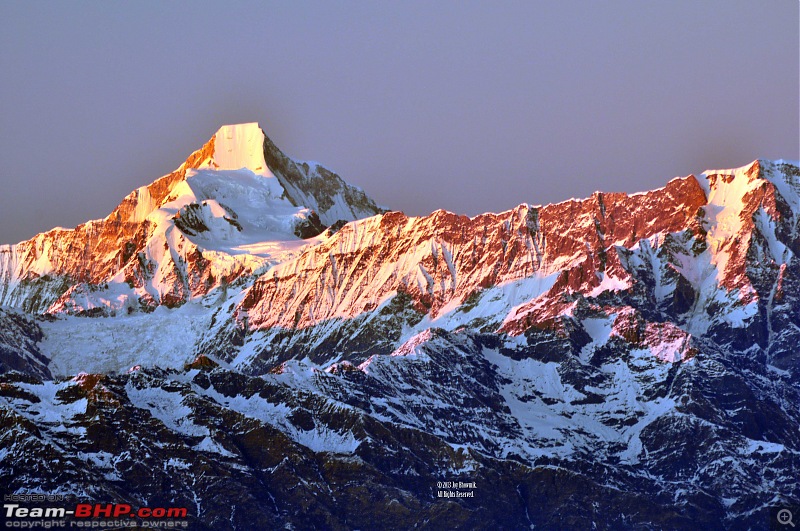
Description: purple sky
xmin=1 ymin=0 xmax=797 ymax=245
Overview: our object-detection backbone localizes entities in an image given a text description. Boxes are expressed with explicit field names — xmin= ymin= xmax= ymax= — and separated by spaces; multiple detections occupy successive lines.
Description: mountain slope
xmin=0 ymin=122 xmax=797 ymax=530
xmin=236 ymin=174 xmax=705 ymax=330
xmin=0 ymin=123 xmax=383 ymax=316
xmin=200 ymin=160 xmax=798 ymax=380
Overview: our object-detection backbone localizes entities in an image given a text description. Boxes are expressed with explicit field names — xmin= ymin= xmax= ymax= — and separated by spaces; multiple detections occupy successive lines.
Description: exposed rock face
xmin=208 ymin=161 xmax=797 ymax=374
xmin=262 ymin=131 xmax=386 ymax=225
xmin=0 ymin=308 xmax=49 ymax=379
xmin=238 ymin=175 xmax=706 ymax=330
xmin=0 ymin=123 xmax=383 ymax=315
xmin=0 ymin=137 xmax=215 ymax=313
xmin=1 ymin=325 xmax=797 ymax=529
xmin=0 ymin=127 xmax=797 ymax=531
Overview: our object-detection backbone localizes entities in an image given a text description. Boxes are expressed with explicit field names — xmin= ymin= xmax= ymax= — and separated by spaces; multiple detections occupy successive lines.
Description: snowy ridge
xmin=238 ymin=174 xmax=704 ymax=333
xmin=260 ymin=130 xmax=385 ymax=226
xmin=46 ymin=163 xmax=317 ymax=316
xmin=226 ymin=175 xmax=710 ymax=369
xmin=0 ymin=122 xmax=382 ymax=317
xmin=1 ymin=147 xmax=799 ymax=529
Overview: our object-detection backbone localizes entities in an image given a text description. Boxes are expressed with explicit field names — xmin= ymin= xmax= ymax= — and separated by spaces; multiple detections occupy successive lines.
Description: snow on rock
xmin=39 ymin=301 xmax=217 ymax=377
xmin=0 ymin=122 xmax=382 ymax=317
xmin=239 ymin=175 xmax=705 ymax=336
xmin=261 ymin=132 xmax=385 ymax=226
xmin=0 ymin=156 xmax=797 ymax=531
xmin=701 ymin=160 xmax=773 ymax=296
xmin=220 ymin=162 xmax=800 ymax=369
xmin=0 ymin=378 xmax=88 ymax=435
xmin=126 ymin=382 xmax=209 ymax=437
xmin=0 ymin=307 xmax=50 ymax=378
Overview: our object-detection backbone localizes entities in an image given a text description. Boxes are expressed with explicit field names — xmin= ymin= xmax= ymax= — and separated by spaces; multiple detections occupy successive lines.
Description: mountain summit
xmin=202 ymin=122 xmax=384 ymax=225
xmin=0 ymin=122 xmax=797 ymax=529
xmin=0 ymin=123 xmax=384 ymax=315
xmin=205 ymin=122 xmax=270 ymax=174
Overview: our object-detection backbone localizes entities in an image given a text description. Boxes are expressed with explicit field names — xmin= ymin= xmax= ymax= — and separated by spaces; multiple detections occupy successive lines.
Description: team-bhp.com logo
xmin=3 ymin=501 xmax=190 ymax=528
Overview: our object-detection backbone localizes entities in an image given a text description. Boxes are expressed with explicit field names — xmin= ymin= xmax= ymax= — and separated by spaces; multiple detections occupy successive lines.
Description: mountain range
xmin=1 ymin=122 xmax=798 ymax=529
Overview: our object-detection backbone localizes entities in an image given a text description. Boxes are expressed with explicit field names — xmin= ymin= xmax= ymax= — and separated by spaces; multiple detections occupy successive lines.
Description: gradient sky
xmin=1 ymin=1 xmax=797 ymax=245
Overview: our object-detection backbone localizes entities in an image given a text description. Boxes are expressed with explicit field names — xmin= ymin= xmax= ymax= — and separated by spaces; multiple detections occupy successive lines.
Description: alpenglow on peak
xmin=206 ymin=122 xmax=272 ymax=176
xmin=0 ymin=120 xmax=386 ymax=315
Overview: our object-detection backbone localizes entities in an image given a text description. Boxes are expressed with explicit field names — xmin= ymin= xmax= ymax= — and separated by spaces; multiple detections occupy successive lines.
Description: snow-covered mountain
xmin=0 ymin=124 xmax=798 ymax=529
xmin=0 ymin=122 xmax=383 ymax=317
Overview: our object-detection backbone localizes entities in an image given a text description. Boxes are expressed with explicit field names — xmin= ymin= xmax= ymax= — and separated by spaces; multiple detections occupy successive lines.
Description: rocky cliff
xmin=0 ymin=123 xmax=383 ymax=316
xmin=0 ymin=124 xmax=797 ymax=529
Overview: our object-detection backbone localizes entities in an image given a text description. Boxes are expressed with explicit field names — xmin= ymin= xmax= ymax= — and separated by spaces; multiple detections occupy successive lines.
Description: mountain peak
xmin=0 ymin=120 xmax=385 ymax=314
xmin=218 ymin=121 xmax=261 ymax=131
xmin=206 ymin=122 xmax=271 ymax=176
